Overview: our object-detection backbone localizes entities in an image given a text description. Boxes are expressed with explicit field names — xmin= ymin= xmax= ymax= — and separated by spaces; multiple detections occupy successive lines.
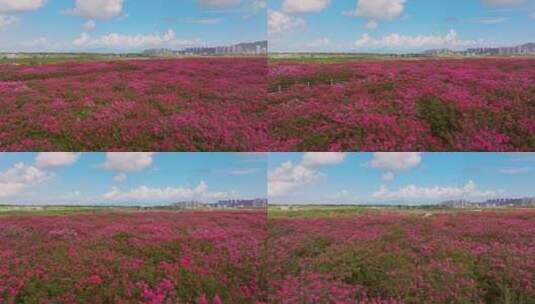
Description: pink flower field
xmin=268 ymin=58 xmax=535 ymax=151
xmin=268 ymin=210 xmax=535 ymax=303
xmin=0 ymin=211 xmax=267 ymax=303
xmin=2 ymin=57 xmax=534 ymax=151
xmin=3 ymin=208 xmax=535 ymax=303
xmin=0 ymin=58 xmax=267 ymax=151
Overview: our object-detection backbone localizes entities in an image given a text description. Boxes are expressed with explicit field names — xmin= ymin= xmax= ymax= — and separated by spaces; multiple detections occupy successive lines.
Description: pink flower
xmin=87 ymin=275 xmax=102 ymax=285
xmin=213 ymin=294 xmax=222 ymax=304
xmin=179 ymin=256 xmax=191 ymax=269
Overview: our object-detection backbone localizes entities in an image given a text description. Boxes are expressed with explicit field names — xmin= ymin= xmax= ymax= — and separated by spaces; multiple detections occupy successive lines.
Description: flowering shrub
xmin=268 ymin=59 xmax=535 ymax=151
xmin=0 ymin=58 xmax=267 ymax=151
xmin=0 ymin=211 xmax=267 ymax=303
xmin=268 ymin=210 xmax=535 ymax=303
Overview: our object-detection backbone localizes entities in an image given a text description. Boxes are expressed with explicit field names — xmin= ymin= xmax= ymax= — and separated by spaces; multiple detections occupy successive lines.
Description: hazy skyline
xmin=0 ymin=0 xmax=266 ymax=52
xmin=268 ymin=153 xmax=535 ymax=205
xmin=268 ymin=0 xmax=535 ymax=52
xmin=0 ymin=153 xmax=267 ymax=205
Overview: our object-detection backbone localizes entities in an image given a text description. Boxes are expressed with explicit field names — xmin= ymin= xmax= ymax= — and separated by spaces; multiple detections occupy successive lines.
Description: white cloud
xmin=199 ymin=0 xmax=241 ymax=8
xmin=66 ymin=0 xmax=124 ymax=20
xmin=474 ymin=17 xmax=508 ymax=24
xmin=73 ymin=32 xmax=91 ymax=46
xmin=0 ymin=163 xmax=50 ymax=184
xmin=268 ymin=161 xmax=322 ymax=197
xmin=305 ymin=37 xmax=333 ymax=48
xmin=353 ymin=0 xmax=405 ymax=21
xmin=100 ymin=153 xmax=155 ymax=172
xmin=530 ymin=11 xmax=535 ymax=19
xmin=35 ymin=153 xmax=80 ymax=169
xmin=268 ymin=10 xmax=305 ymax=35
xmin=355 ymin=33 xmax=372 ymax=47
xmin=364 ymin=20 xmax=378 ymax=30
xmin=327 ymin=190 xmax=350 ymax=200
xmin=197 ymin=0 xmax=265 ymax=12
xmin=499 ymin=167 xmax=530 ymax=174
xmin=113 ymin=173 xmax=127 ymax=183
xmin=302 ymin=152 xmax=347 ymax=167
xmin=372 ymin=180 xmax=498 ymax=200
xmin=0 ymin=0 xmax=46 ymax=13
xmin=0 ymin=182 xmax=27 ymax=198
xmin=228 ymin=168 xmax=259 ymax=176
xmin=269 ymin=153 xmax=346 ymax=197
xmin=183 ymin=17 xmax=223 ymax=25
xmin=83 ymin=19 xmax=96 ymax=30
xmin=282 ymin=0 xmax=330 ymax=14
xmin=0 ymin=163 xmax=51 ymax=198
xmin=381 ymin=172 xmax=395 ymax=182
xmin=369 ymin=153 xmax=421 ymax=182
xmin=73 ymin=30 xmax=200 ymax=49
xmin=23 ymin=37 xmax=50 ymax=48
xmin=252 ymin=0 xmax=267 ymax=9
xmin=355 ymin=30 xmax=479 ymax=49
xmin=370 ymin=152 xmax=422 ymax=172
xmin=0 ymin=15 xmax=17 ymax=29
xmin=104 ymin=181 xmax=234 ymax=202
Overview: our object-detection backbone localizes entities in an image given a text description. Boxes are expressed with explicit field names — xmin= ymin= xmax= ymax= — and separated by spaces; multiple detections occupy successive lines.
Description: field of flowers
xmin=0 ymin=211 xmax=267 ymax=303
xmin=0 ymin=58 xmax=267 ymax=151
xmin=268 ymin=58 xmax=535 ymax=151
xmin=268 ymin=209 xmax=535 ymax=303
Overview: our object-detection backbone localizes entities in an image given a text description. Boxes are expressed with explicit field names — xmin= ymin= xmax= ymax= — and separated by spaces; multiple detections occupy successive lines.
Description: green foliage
xmin=328 ymin=248 xmax=412 ymax=298
xmin=15 ymin=95 xmax=32 ymax=109
xmin=416 ymin=96 xmax=461 ymax=145
xmin=366 ymin=81 xmax=396 ymax=94
xmin=295 ymin=236 xmax=332 ymax=258
xmin=74 ymin=108 xmax=93 ymax=119
xmin=298 ymin=133 xmax=331 ymax=151
xmin=271 ymin=114 xmax=330 ymax=138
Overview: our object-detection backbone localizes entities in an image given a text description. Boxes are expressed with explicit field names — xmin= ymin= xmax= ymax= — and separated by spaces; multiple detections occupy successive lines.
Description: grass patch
xmin=269 ymin=206 xmax=366 ymax=219
xmin=268 ymin=53 xmax=408 ymax=64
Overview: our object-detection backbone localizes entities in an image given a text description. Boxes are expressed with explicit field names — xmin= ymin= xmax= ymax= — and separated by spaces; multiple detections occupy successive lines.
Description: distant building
xmin=142 ymin=48 xmax=177 ymax=56
xmin=143 ymin=41 xmax=267 ymax=57
xmin=170 ymin=201 xmax=208 ymax=209
xmin=213 ymin=198 xmax=267 ymax=209
xmin=441 ymin=199 xmax=471 ymax=208
xmin=425 ymin=43 xmax=535 ymax=57
xmin=477 ymin=197 xmax=535 ymax=208
xmin=423 ymin=49 xmax=456 ymax=57
xmin=441 ymin=197 xmax=535 ymax=209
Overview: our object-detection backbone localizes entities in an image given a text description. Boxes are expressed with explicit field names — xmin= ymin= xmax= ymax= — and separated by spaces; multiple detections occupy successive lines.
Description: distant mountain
xmin=425 ymin=43 xmax=535 ymax=56
xmin=143 ymin=40 xmax=267 ymax=56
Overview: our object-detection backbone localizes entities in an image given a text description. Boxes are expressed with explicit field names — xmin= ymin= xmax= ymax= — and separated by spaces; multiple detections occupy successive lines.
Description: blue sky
xmin=268 ymin=153 xmax=535 ymax=205
xmin=268 ymin=0 xmax=535 ymax=52
xmin=0 ymin=153 xmax=267 ymax=205
xmin=0 ymin=0 xmax=266 ymax=52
